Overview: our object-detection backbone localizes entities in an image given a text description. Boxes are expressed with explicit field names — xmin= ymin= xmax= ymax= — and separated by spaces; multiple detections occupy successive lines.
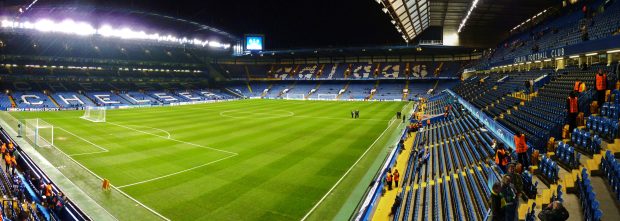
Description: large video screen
xmin=245 ymin=35 xmax=264 ymax=51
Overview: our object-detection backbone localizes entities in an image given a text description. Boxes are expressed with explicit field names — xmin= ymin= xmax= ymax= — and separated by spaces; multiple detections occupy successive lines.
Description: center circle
xmin=219 ymin=109 xmax=295 ymax=119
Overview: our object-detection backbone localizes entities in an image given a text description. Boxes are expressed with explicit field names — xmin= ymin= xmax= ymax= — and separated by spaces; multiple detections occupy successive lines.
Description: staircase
xmin=246 ymin=82 xmax=253 ymax=93
xmin=306 ymin=82 xmax=322 ymax=99
xmin=47 ymin=94 xmax=60 ymax=108
xmin=224 ymin=88 xmax=244 ymax=98
xmin=260 ymin=84 xmax=273 ymax=98
xmin=368 ymin=80 xmax=380 ymax=100
xmin=244 ymin=65 xmax=252 ymax=79
xmin=8 ymin=95 xmax=16 ymax=108
xmin=434 ymin=62 xmax=444 ymax=77
xmin=402 ymin=80 xmax=410 ymax=100
xmin=80 ymin=91 xmax=99 ymax=105
xmin=316 ymin=64 xmax=326 ymax=78
xmin=336 ymin=81 xmax=351 ymax=100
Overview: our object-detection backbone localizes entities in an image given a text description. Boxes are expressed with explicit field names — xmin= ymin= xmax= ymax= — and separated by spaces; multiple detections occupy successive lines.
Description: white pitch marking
xmin=116 ymin=154 xmax=237 ymax=189
xmin=106 ymin=121 xmax=238 ymax=155
xmin=57 ymin=127 xmax=109 ymax=155
xmin=299 ymin=104 xmax=406 ymax=221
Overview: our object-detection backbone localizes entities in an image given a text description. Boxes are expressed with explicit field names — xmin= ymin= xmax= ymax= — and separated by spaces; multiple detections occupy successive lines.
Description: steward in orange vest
xmin=567 ymin=91 xmax=579 ymax=131
xmin=596 ymin=71 xmax=608 ymax=105
xmin=514 ymin=134 xmax=529 ymax=167
xmin=574 ymin=81 xmax=586 ymax=92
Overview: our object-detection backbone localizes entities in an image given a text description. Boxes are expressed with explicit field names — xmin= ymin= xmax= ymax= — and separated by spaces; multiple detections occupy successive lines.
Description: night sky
xmin=25 ymin=0 xmax=404 ymax=49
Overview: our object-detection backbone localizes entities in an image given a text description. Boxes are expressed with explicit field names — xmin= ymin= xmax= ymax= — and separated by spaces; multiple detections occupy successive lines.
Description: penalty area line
xmin=116 ymin=154 xmax=237 ymax=189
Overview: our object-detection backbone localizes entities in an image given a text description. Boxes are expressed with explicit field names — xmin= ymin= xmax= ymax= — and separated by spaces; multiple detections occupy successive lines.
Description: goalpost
xmin=24 ymin=118 xmax=54 ymax=148
xmin=81 ymin=106 xmax=106 ymax=122
xmin=317 ymin=94 xmax=338 ymax=100
xmin=285 ymin=93 xmax=306 ymax=100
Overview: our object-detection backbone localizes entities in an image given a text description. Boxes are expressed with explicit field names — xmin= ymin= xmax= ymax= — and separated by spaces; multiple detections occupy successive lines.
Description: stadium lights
xmin=569 ymin=55 xmax=580 ymax=58
xmin=457 ymin=0 xmax=479 ymax=33
xmin=607 ymin=49 xmax=620 ymax=53
xmin=511 ymin=9 xmax=549 ymax=31
xmin=585 ymin=53 xmax=598 ymax=56
xmin=1 ymin=18 xmax=230 ymax=49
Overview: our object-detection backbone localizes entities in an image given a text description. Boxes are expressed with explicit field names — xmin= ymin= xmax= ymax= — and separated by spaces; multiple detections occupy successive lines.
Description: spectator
xmin=489 ymin=182 xmax=505 ymax=221
xmin=507 ymin=164 xmax=523 ymax=198
xmin=538 ymin=201 xmax=569 ymax=221
xmin=502 ymin=175 xmax=518 ymax=221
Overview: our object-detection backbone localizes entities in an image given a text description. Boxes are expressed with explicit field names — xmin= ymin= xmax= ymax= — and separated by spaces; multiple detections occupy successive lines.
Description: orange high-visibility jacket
xmin=596 ymin=74 xmax=607 ymax=90
xmin=514 ymin=135 xmax=528 ymax=153
xmin=568 ymin=97 xmax=578 ymax=113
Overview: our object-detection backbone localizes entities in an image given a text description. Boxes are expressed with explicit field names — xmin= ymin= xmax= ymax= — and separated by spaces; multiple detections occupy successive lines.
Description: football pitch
xmin=6 ymin=99 xmax=407 ymax=221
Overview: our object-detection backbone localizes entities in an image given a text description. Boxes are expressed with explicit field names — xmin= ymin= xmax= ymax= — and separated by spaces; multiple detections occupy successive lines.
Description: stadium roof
xmin=380 ymin=0 xmax=560 ymax=46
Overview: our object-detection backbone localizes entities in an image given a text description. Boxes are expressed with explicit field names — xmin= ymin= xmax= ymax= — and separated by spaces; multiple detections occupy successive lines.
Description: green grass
xmin=8 ymin=99 xmax=405 ymax=221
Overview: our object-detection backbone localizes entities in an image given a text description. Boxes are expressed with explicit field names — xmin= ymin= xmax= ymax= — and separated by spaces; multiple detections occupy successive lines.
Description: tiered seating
xmin=394 ymin=93 xmax=504 ymax=221
xmin=573 ymin=128 xmax=604 ymax=157
xmin=52 ymin=92 xmax=97 ymax=108
xmin=601 ymin=150 xmax=620 ymax=201
xmin=553 ymin=141 xmax=581 ymax=169
xmin=521 ymin=171 xmax=539 ymax=199
xmin=586 ymin=115 xmax=619 ymax=141
xmin=12 ymin=92 xmax=57 ymax=109
xmin=488 ymin=0 xmax=620 ymax=65
xmin=538 ymin=155 xmax=560 ymax=183
xmin=0 ymin=94 xmax=14 ymax=110
xmin=577 ymin=169 xmax=604 ymax=221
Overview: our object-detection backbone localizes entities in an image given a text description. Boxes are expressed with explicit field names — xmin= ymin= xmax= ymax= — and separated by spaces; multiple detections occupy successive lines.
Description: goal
xmin=23 ymin=119 xmax=54 ymax=148
xmin=285 ymin=93 xmax=306 ymax=100
xmin=317 ymin=94 xmax=337 ymax=100
xmin=81 ymin=106 xmax=106 ymax=122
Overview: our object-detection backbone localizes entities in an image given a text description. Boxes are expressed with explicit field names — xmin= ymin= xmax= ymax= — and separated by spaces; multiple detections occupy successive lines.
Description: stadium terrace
xmin=0 ymin=1 xmax=619 ymax=221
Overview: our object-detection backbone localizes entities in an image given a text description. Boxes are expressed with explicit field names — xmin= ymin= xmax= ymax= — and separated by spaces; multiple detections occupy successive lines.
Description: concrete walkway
xmin=0 ymin=118 xmax=117 ymax=220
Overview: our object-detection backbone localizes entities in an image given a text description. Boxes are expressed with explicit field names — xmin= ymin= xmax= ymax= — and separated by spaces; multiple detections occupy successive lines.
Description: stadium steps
xmin=8 ymin=94 xmax=16 ymax=108
xmin=260 ymin=84 xmax=273 ymax=98
xmin=315 ymin=64 xmax=325 ymax=78
xmin=223 ymin=88 xmax=244 ymax=98
xmin=336 ymin=81 xmax=350 ymax=100
xmin=243 ymin=65 xmax=252 ymax=79
xmin=368 ymin=80 xmax=380 ymax=100
xmin=47 ymin=94 xmax=60 ymax=108
xmin=305 ymin=82 xmax=321 ymax=99
xmin=402 ymin=80 xmax=410 ymax=100
xmin=80 ymin=92 xmax=99 ymax=105
xmin=246 ymin=81 xmax=253 ymax=93
xmin=434 ymin=62 xmax=444 ymax=77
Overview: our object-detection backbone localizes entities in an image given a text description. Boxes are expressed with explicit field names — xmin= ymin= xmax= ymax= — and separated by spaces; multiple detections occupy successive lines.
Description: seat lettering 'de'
xmin=153 ymin=93 xmax=178 ymax=101
xmin=21 ymin=95 xmax=43 ymax=105
xmin=58 ymin=95 xmax=85 ymax=105
xmin=94 ymin=94 xmax=120 ymax=104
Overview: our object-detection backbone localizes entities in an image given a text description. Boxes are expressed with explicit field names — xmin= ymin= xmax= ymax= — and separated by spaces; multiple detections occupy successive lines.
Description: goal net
xmin=24 ymin=118 xmax=54 ymax=148
xmin=285 ymin=93 xmax=306 ymax=100
xmin=317 ymin=94 xmax=338 ymax=100
xmin=81 ymin=106 xmax=106 ymax=122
